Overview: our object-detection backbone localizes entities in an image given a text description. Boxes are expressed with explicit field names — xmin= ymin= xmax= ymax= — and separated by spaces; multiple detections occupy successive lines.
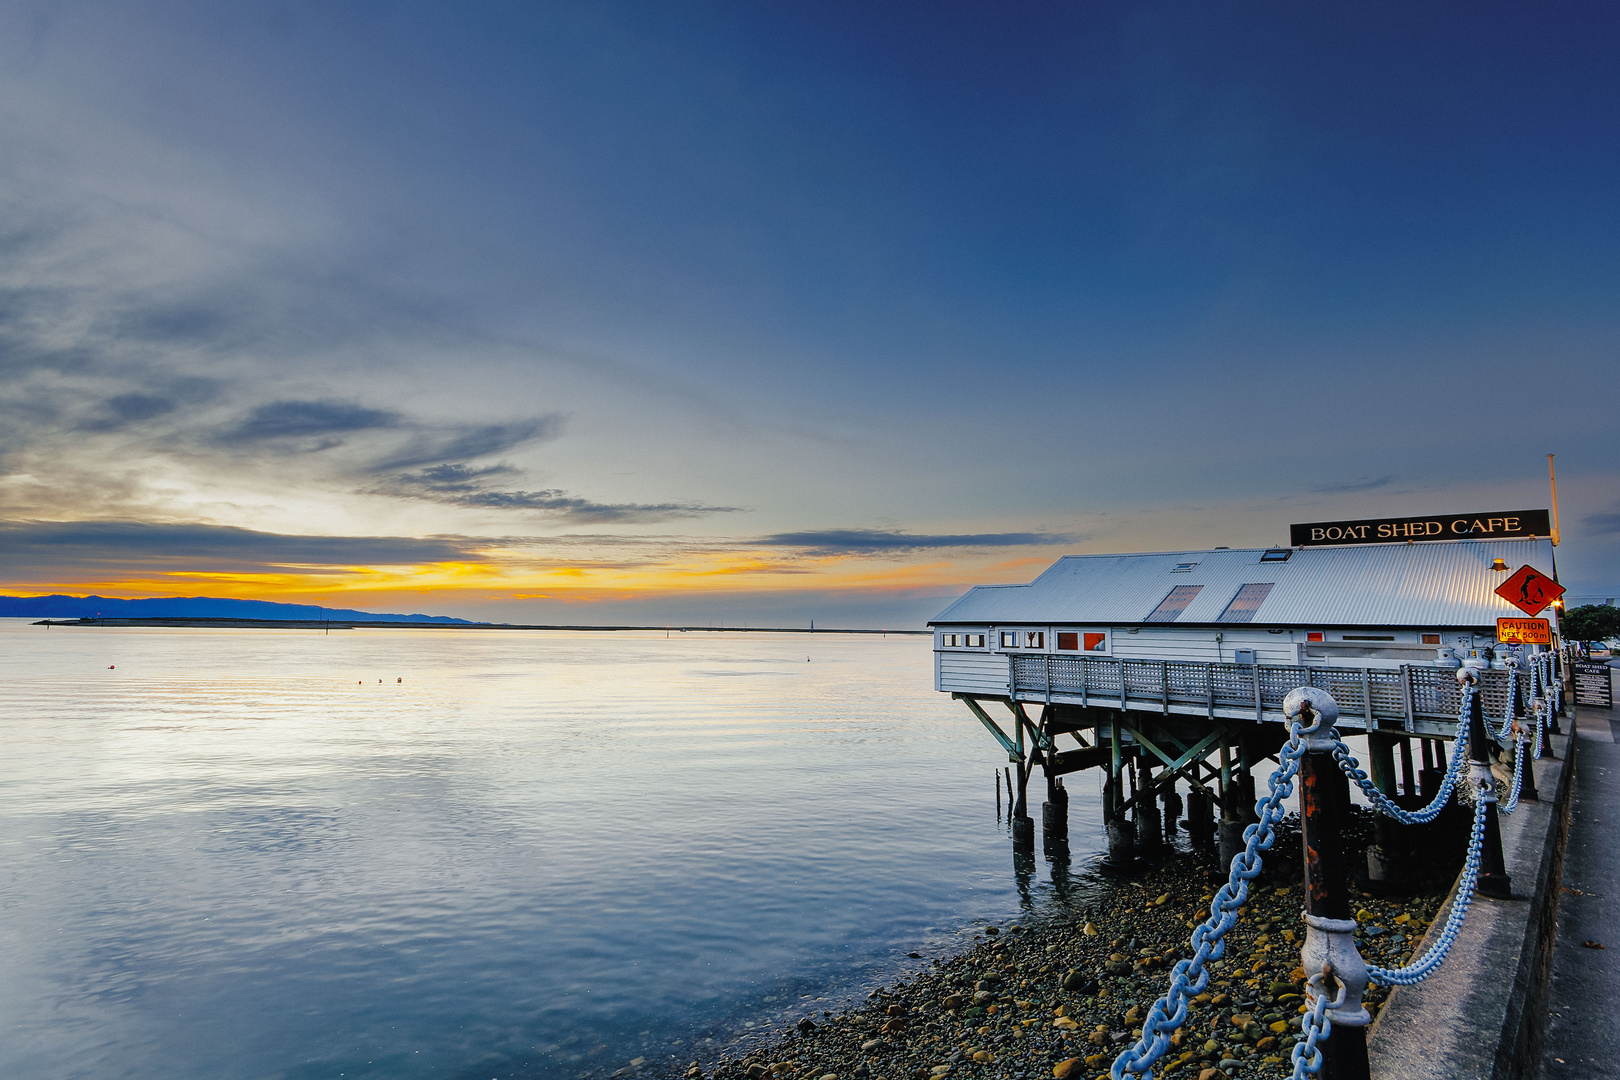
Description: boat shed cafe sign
xmin=1291 ymin=510 xmax=1552 ymax=547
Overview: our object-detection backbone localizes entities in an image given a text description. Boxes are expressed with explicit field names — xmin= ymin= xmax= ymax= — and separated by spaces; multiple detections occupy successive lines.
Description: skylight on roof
xmin=1146 ymin=584 xmax=1204 ymax=622
xmin=1171 ymin=561 xmax=1199 ymax=573
xmin=1218 ymin=582 xmax=1276 ymax=623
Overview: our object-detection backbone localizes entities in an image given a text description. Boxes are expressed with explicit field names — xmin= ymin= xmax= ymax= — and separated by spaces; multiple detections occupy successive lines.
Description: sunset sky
xmin=2 ymin=1 xmax=1617 ymax=626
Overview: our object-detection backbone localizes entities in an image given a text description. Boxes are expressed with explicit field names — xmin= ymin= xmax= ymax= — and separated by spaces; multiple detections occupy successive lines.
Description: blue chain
xmin=1290 ymin=972 xmax=1338 ymax=1078
xmin=1330 ymin=683 xmax=1473 ymax=825
xmin=1501 ymin=732 xmax=1527 ymax=813
xmin=1493 ymin=665 xmax=1516 ymax=741
xmin=1114 ymin=681 xmax=1493 ymax=1076
xmin=1109 ymin=717 xmax=1311 ymax=1079
xmin=1323 ymin=680 xmax=1487 ymax=985
xmin=1540 ymin=652 xmax=1562 ymax=717
xmin=1528 ymin=657 xmax=1546 ymax=762
xmin=1365 ymin=782 xmax=1489 ymax=985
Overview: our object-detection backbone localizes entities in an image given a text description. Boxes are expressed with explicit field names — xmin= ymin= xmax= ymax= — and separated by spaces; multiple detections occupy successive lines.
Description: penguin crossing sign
xmin=1494 ymin=565 xmax=1565 ymax=617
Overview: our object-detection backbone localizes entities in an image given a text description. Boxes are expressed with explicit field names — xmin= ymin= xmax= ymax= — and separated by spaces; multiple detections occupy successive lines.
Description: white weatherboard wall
xmin=1106 ymin=627 xmax=1298 ymax=665
xmin=936 ymin=651 xmax=1008 ymax=695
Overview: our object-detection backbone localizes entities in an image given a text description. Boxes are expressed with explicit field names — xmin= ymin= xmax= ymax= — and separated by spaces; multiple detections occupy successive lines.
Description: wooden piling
xmin=1365 ymin=731 xmax=1405 ymax=888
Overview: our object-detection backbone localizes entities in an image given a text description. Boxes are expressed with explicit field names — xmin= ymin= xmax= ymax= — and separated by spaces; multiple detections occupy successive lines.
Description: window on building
xmin=1001 ymin=631 xmax=1018 ymax=648
xmin=1023 ymin=631 xmax=1044 ymax=649
xmin=1172 ymin=561 xmax=1199 ymax=573
xmin=1307 ymin=632 xmax=1324 ymax=642
xmin=1146 ymin=584 xmax=1204 ymax=622
xmin=1422 ymin=634 xmax=1441 ymax=645
xmin=1260 ymin=549 xmax=1293 ymax=562
xmin=1218 ymin=582 xmax=1275 ymax=623
xmin=941 ymin=634 xmax=959 ymax=647
xmin=1059 ymin=631 xmax=1107 ymax=652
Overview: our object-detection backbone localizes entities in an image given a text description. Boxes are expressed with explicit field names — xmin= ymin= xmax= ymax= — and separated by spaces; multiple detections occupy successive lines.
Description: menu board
xmin=1574 ymin=661 xmax=1613 ymax=709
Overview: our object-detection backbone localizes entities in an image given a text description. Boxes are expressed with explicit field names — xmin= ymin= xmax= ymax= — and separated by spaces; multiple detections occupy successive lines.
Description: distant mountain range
xmin=0 ymin=594 xmax=476 ymax=624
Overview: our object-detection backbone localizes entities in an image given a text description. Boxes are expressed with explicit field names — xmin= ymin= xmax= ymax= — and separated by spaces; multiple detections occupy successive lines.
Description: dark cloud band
xmin=0 ymin=520 xmax=476 ymax=576
xmin=757 ymin=529 xmax=1078 ymax=555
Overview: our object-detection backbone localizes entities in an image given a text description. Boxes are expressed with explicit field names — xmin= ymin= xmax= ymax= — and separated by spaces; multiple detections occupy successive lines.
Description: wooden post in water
xmin=1185 ymin=787 xmax=1214 ymax=847
xmin=1043 ymin=774 xmax=1069 ymax=856
xmin=1217 ymin=742 xmax=1242 ymax=871
xmin=1365 ymin=730 xmax=1404 ymax=888
xmin=1398 ymin=736 xmax=1417 ymax=796
xmin=1011 ymin=709 xmax=1034 ymax=851
xmin=1106 ymin=711 xmax=1134 ymax=866
xmin=1136 ymin=757 xmax=1163 ymax=855
xmin=1418 ymin=737 xmax=1438 ymax=796
xmin=1161 ymin=781 xmax=1183 ymax=842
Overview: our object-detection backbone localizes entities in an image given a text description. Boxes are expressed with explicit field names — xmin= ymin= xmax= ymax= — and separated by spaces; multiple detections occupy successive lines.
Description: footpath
xmin=1540 ymin=671 xmax=1619 ymax=1080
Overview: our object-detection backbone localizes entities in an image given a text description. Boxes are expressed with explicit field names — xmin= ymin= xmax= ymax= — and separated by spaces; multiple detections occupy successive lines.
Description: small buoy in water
xmin=108 ymin=665 xmax=115 ymax=669
xmin=397 ymin=677 xmax=402 ymax=683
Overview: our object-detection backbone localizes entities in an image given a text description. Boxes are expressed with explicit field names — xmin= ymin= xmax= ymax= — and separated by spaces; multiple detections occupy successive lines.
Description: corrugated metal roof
xmin=930 ymin=539 xmax=1558 ymax=628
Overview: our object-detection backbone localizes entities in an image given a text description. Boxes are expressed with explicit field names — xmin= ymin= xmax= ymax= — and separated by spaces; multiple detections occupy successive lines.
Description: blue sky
xmin=1 ymin=0 xmax=1615 ymax=624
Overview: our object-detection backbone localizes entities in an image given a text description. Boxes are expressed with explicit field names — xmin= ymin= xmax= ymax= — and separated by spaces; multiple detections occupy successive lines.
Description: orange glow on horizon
xmin=3 ymin=545 xmax=1034 ymax=606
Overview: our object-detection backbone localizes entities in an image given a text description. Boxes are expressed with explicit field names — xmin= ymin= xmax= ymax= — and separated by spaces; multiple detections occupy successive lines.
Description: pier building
xmin=931 ymin=530 xmax=1561 ymax=867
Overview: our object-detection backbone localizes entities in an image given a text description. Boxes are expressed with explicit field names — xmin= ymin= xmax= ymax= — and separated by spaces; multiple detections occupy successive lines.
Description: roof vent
xmin=1260 ymin=549 xmax=1293 ymax=562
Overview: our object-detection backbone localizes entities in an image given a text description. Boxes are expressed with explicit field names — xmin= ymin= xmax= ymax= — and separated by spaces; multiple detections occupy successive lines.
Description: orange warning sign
xmin=1497 ymin=617 xmax=1552 ymax=644
xmin=1495 ymin=565 xmax=1565 ymax=617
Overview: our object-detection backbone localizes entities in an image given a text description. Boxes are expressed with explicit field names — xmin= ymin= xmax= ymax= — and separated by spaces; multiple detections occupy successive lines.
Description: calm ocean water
xmin=0 ymin=620 xmax=1106 ymax=1080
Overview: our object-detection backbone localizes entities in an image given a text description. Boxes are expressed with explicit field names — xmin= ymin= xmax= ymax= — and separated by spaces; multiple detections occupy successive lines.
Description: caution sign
xmin=1574 ymin=661 xmax=1613 ymax=709
xmin=1495 ymin=565 xmax=1566 ymax=616
xmin=1497 ymin=617 xmax=1552 ymax=644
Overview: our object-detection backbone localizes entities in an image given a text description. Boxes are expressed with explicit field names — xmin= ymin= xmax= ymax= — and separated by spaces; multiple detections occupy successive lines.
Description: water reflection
xmin=0 ymin=622 xmax=1107 ymax=1080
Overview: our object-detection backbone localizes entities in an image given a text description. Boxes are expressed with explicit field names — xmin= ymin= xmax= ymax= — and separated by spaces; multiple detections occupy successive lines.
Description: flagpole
xmin=1548 ymin=453 xmax=1561 ymax=546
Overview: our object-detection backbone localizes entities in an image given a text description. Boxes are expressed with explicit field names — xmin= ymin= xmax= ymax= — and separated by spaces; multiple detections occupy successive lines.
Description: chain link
xmin=1539 ymin=651 xmax=1562 ymax=717
xmin=1109 ymin=716 xmax=1313 ymax=1078
xmin=1501 ymin=733 xmax=1527 ymax=813
xmin=1290 ymin=971 xmax=1340 ymax=1078
xmin=1113 ymin=678 xmax=1492 ymax=1075
xmin=1528 ymin=655 xmax=1547 ymax=761
xmin=1320 ymin=682 xmax=1487 ymax=986
xmin=1330 ymin=683 xmax=1473 ymax=825
xmin=1490 ymin=664 xmax=1516 ymax=741
xmin=1364 ymin=784 xmax=1488 ymax=985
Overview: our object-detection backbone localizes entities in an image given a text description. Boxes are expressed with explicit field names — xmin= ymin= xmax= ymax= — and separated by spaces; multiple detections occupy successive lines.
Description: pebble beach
xmin=688 ymin=812 xmax=1451 ymax=1080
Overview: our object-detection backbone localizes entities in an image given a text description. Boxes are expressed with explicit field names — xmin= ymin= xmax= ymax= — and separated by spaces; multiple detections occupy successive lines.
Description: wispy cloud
xmin=757 ymin=529 xmax=1080 ymax=556
xmin=377 ymin=465 xmax=742 ymax=524
xmin=1311 ymin=476 xmax=1396 ymax=495
xmin=367 ymin=420 xmax=563 ymax=471
xmin=221 ymin=399 xmax=404 ymax=442
xmin=1584 ymin=509 xmax=1620 ymax=537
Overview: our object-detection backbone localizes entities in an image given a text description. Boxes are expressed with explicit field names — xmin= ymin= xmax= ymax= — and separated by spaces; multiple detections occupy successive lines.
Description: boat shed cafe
xmin=929 ymin=512 xmax=1560 ymax=863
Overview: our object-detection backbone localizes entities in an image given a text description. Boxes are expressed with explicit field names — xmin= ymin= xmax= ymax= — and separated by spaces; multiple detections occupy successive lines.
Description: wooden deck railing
xmin=1009 ymin=654 xmax=1512 ymax=732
